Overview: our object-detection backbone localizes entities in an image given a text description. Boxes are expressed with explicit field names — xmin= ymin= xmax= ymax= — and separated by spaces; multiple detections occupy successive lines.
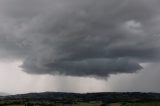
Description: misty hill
xmin=1 ymin=92 xmax=160 ymax=103
xmin=0 ymin=92 xmax=9 ymax=96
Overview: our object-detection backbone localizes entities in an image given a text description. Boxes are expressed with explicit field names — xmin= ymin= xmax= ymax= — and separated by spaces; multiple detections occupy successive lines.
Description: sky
xmin=0 ymin=0 xmax=160 ymax=94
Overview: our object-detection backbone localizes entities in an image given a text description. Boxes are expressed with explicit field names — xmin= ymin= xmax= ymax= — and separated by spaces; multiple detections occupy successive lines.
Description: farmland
xmin=1 ymin=100 xmax=160 ymax=106
xmin=1 ymin=92 xmax=160 ymax=106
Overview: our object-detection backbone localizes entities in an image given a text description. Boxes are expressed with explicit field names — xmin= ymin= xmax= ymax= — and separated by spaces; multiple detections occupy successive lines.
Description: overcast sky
xmin=0 ymin=0 xmax=160 ymax=94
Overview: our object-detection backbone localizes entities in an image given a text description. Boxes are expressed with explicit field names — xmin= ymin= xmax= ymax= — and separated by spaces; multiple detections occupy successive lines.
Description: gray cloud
xmin=0 ymin=0 xmax=160 ymax=77
xmin=109 ymin=63 xmax=160 ymax=92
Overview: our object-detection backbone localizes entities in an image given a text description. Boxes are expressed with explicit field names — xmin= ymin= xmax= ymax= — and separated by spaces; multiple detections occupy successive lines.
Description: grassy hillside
xmin=1 ymin=92 xmax=160 ymax=106
xmin=1 ymin=101 xmax=160 ymax=106
xmin=111 ymin=101 xmax=160 ymax=106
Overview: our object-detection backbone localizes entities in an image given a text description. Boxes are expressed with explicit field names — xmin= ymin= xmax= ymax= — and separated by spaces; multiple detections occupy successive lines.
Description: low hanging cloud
xmin=0 ymin=0 xmax=160 ymax=77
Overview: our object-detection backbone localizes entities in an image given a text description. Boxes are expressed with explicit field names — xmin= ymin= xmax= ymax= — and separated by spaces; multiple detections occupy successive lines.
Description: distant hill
xmin=1 ymin=92 xmax=160 ymax=103
xmin=0 ymin=92 xmax=9 ymax=96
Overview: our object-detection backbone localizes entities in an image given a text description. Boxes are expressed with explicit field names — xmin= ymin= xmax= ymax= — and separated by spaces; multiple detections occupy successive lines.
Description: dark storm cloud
xmin=0 ymin=0 xmax=160 ymax=77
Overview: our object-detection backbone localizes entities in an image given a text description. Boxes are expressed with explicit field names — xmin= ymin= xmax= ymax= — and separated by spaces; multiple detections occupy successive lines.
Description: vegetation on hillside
xmin=1 ymin=92 xmax=160 ymax=106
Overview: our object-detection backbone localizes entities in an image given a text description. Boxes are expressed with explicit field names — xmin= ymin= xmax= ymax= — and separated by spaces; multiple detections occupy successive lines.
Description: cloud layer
xmin=0 ymin=0 xmax=160 ymax=77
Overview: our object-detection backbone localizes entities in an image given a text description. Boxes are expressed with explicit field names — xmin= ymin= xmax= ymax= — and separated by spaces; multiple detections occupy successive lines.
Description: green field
xmin=111 ymin=101 xmax=160 ymax=106
xmin=1 ymin=100 xmax=160 ymax=106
